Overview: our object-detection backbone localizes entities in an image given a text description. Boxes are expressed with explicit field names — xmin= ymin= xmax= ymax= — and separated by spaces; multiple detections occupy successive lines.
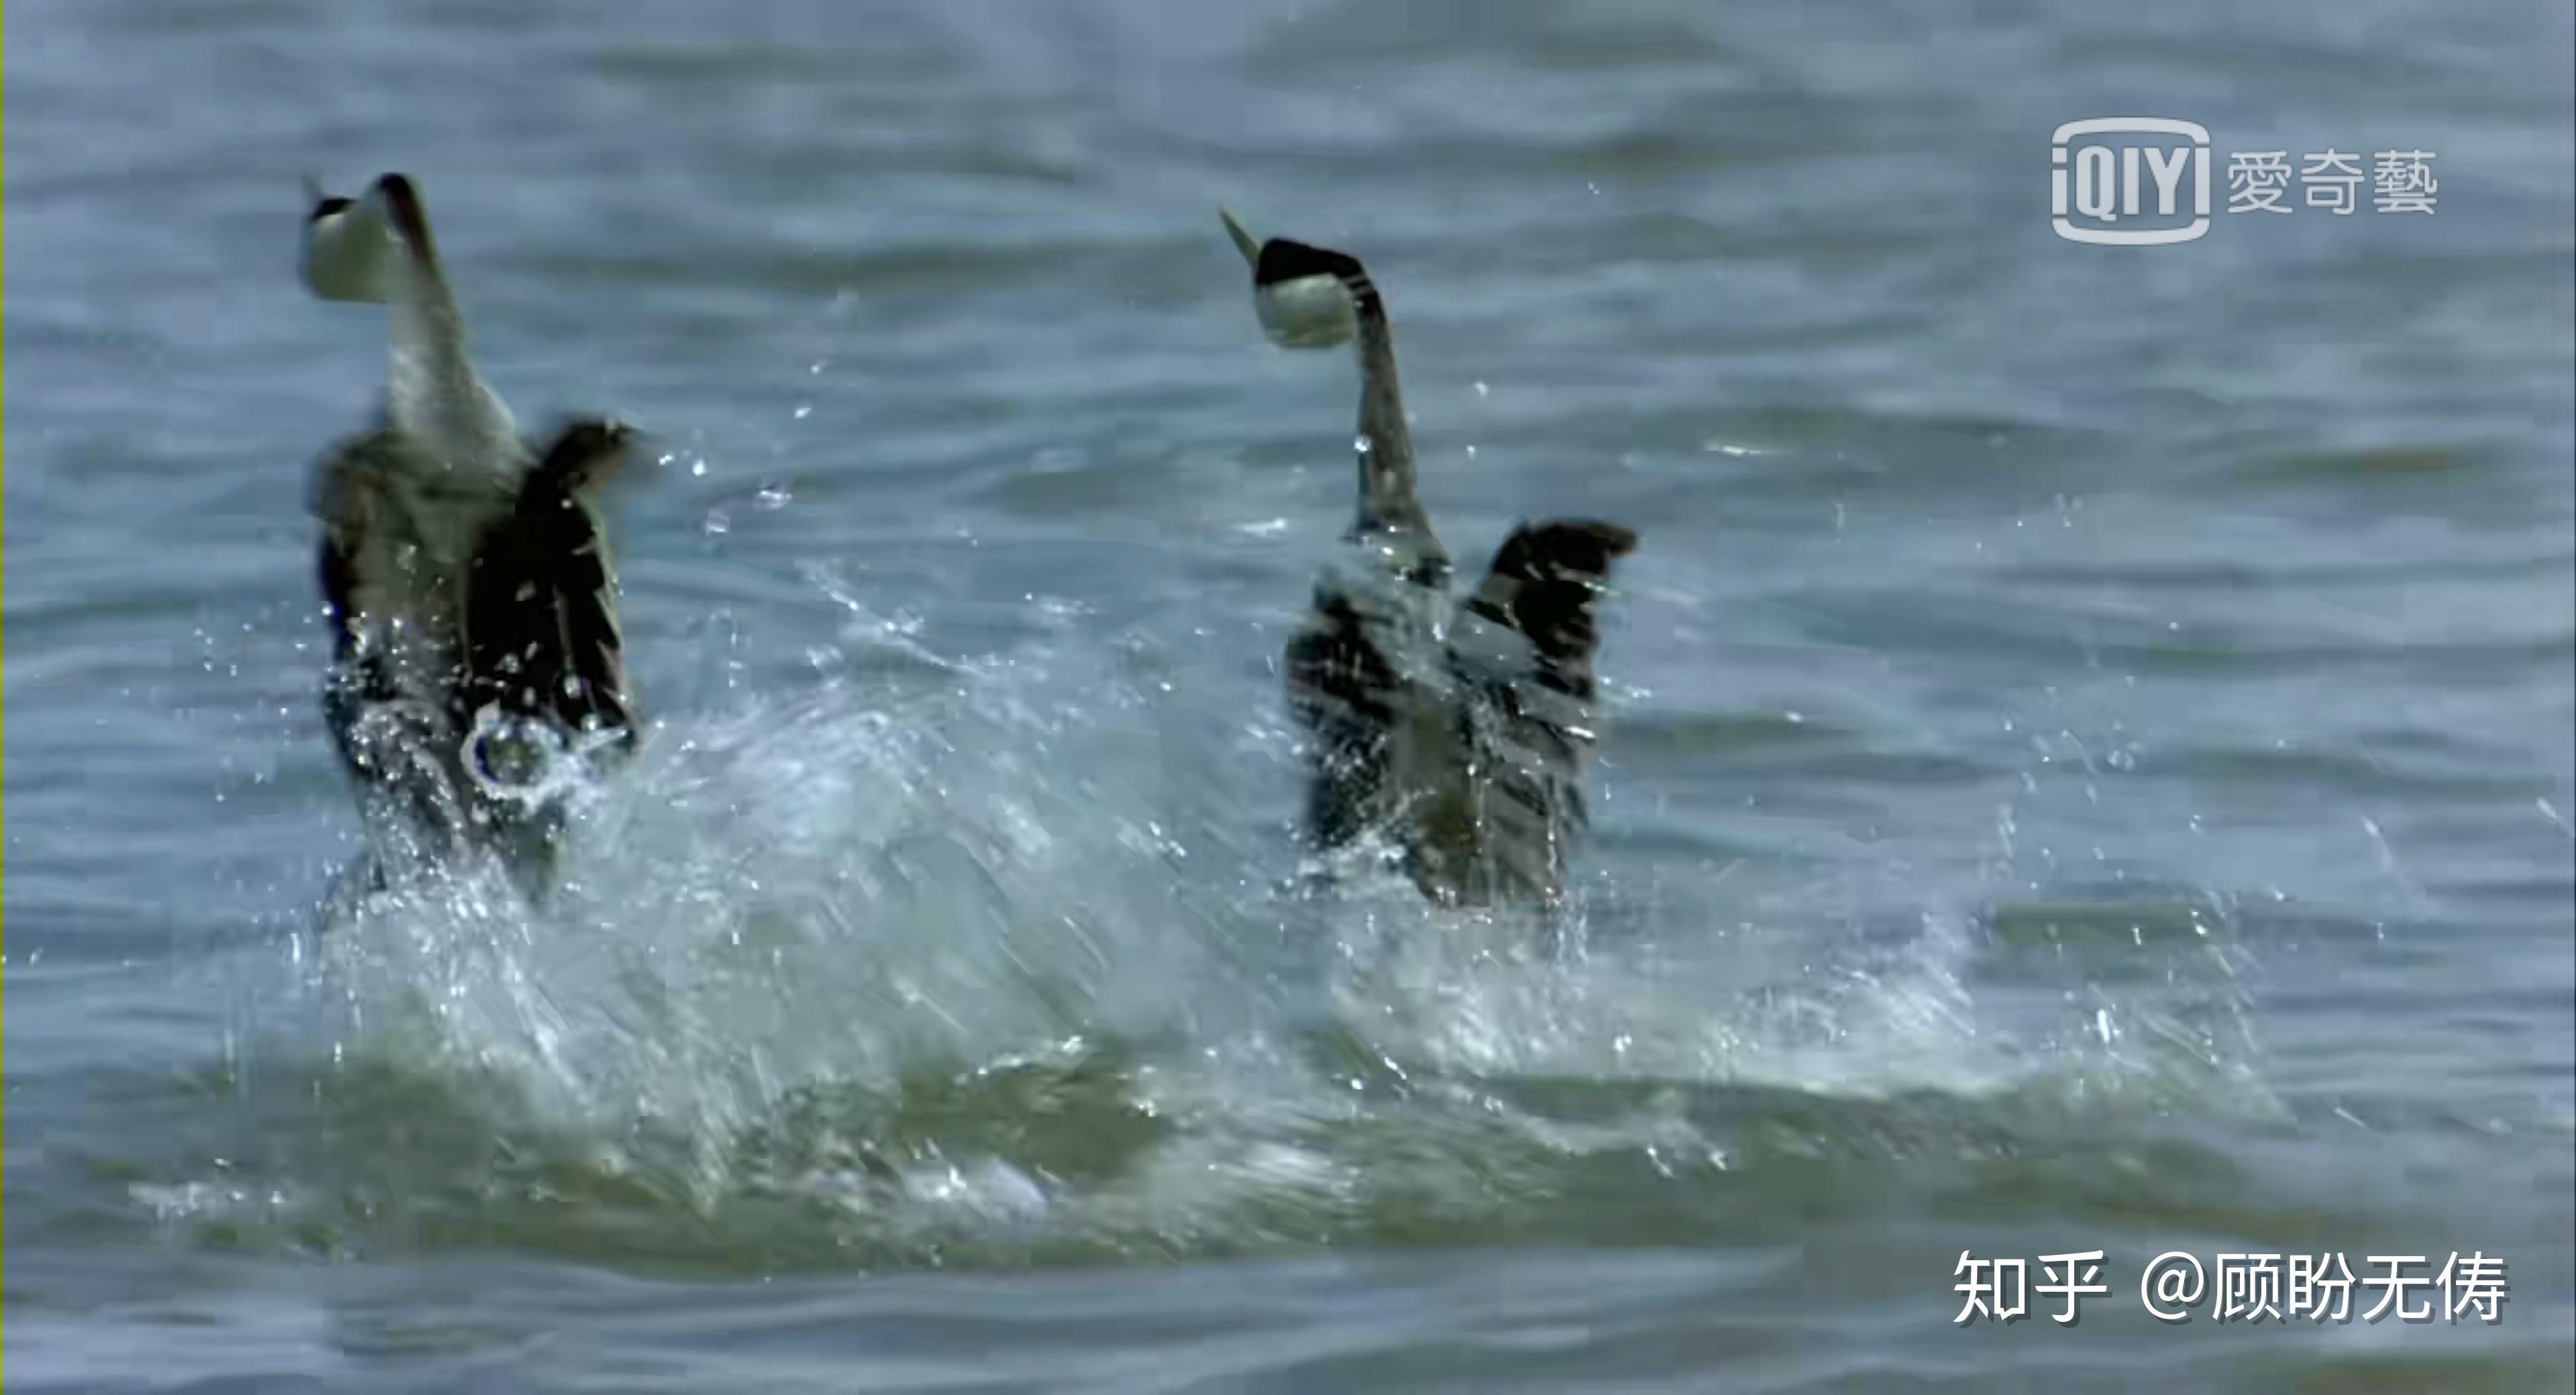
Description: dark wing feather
xmin=462 ymin=423 xmax=637 ymax=752
xmin=1285 ymin=581 xmax=1408 ymax=851
xmin=1441 ymin=518 xmax=1638 ymax=904
xmin=1464 ymin=518 xmax=1636 ymax=690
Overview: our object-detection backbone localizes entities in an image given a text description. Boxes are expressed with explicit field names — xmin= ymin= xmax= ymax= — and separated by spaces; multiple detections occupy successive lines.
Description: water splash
xmin=140 ymin=588 xmax=2278 ymax=1271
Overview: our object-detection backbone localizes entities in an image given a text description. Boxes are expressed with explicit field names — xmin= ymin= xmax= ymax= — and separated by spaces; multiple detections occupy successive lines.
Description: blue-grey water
xmin=7 ymin=1 xmax=2573 ymax=1389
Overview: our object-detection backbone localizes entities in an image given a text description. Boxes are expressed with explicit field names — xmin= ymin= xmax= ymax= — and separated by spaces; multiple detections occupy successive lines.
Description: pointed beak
xmin=1219 ymin=208 xmax=1262 ymax=268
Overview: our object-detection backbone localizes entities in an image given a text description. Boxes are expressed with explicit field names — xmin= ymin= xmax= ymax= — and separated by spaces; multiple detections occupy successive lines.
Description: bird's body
xmin=303 ymin=174 xmax=639 ymax=887
xmin=1225 ymin=213 xmax=1635 ymax=907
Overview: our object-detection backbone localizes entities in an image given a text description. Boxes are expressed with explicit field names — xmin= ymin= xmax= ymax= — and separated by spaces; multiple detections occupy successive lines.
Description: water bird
xmin=302 ymin=173 xmax=642 ymax=887
xmin=1220 ymin=211 xmax=1636 ymax=907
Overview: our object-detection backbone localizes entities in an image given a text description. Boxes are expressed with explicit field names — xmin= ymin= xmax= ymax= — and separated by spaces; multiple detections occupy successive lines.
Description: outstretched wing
xmin=1285 ymin=579 xmax=1409 ymax=852
xmin=462 ymin=421 xmax=638 ymax=753
xmin=1442 ymin=518 xmax=1638 ymax=903
xmin=1463 ymin=518 xmax=1637 ymax=692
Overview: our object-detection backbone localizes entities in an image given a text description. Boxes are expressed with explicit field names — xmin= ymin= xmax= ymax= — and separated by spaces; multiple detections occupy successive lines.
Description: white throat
xmin=303 ymin=176 xmax=520 ymax=473
xmin=382 ymin=246 xmax=518 ymax=472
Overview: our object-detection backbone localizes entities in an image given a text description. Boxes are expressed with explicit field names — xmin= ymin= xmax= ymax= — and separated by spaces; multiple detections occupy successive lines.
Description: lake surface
xmin=6 ymin=1 xmax=2573 ymax=1388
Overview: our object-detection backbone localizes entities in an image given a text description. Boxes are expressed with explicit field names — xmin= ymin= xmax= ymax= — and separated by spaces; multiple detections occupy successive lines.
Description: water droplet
xmin=1473 ymin=380 xmax=1490 ymax=398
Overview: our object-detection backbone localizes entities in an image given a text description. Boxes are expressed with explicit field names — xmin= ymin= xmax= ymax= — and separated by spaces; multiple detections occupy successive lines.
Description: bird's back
xmin=1287 ymin=520 xmax=1633 ymax=907
xmin=311 ymin=425 xmax=528 ymax=858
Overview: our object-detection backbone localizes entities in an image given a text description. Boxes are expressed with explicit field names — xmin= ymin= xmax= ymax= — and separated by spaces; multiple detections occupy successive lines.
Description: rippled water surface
xmin=7 ymin=1 xmax=2573 ymax=1389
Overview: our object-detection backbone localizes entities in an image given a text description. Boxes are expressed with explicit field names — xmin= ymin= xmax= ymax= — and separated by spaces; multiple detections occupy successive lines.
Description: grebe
xmin=303 ymin=174 xmax=641 ymax=886
xmin=1222 ymin=211 xmax=1635 ymax=907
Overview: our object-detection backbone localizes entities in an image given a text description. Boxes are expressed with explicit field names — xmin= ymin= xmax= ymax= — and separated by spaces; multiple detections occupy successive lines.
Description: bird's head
xmin=1220 ymin=209 xmax=1377 ymax=349
xmin=299 ymin=172 xmax=441 ymax=303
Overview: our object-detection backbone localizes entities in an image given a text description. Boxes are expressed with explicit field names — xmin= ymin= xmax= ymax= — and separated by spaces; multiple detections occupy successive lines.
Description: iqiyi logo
xmin=2051 ymin=119 xmax=2212 ymax=245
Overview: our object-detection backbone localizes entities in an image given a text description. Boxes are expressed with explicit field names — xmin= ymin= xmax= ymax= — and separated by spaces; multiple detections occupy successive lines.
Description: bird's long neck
xmin=378 ymin=189 xmax=516 ymax=471
xmin=1344 ymin=278 xmax=1446 ymax=575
